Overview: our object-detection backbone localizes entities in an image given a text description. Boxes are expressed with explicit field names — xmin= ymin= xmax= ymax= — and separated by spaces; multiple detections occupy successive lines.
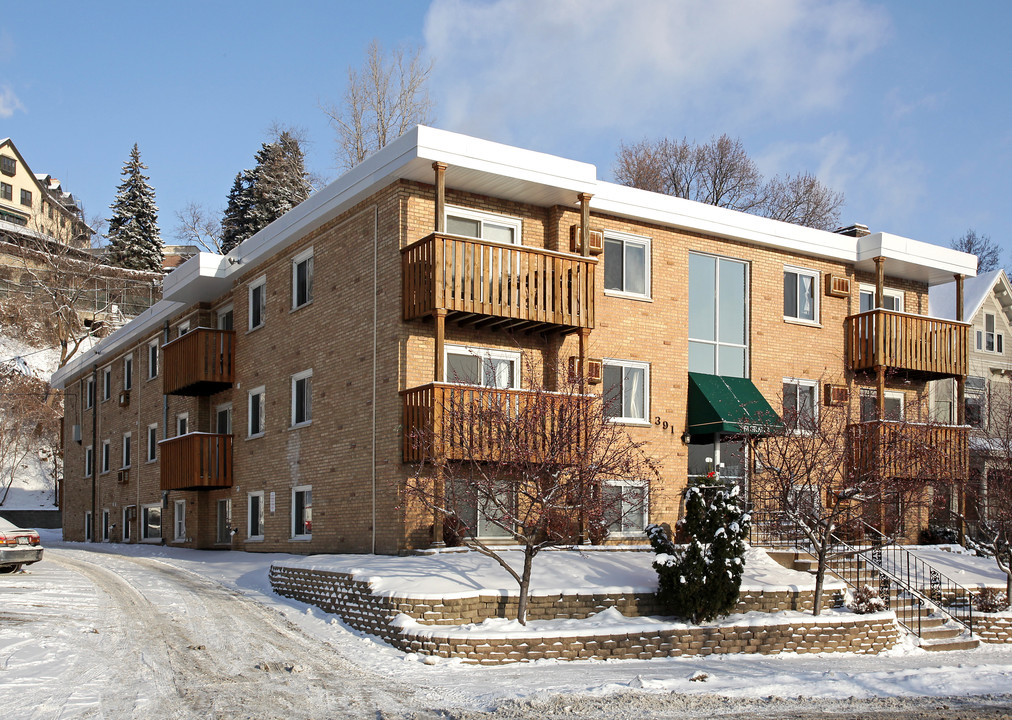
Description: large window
xmin=445 ymin=206 xmax=520 ymax=245
xmin=292 ymin=486 xmax=312 ymax=539
xmin=602 ymin=359 xmax=649 ymax=423
xmin=688 ymin=439 xmax=747 ymax=491
xmin=444 ymin=345 xmax=519 ymax=389
xmin=248 ymin=386 xmax=265 ymax=437
xmin=249 ymin=276 xmax=266 ymax=330
xmin=783 ymin=266 xmax=818 ymax=323
xmin=248 ymin=491 xmax=264 ymax=540
xmin=604 ymin=231 xmax=650 ymax=299
xmin=783 ymin=378 xmax=818 ymax=432
xmin=449 ymin=479 xmax=512 ymax=539
xmin=602 ymin=480 xmax=648 ymax=535
xmin=688 ymin=253 xmax=748 ymax=377
xmin=141 ymin=504 xmax=161 ymax=542
xmin=292 ymin=248 xmax=314 ymax=309
xmin=291 ymin=370 xmax=313 ymax=427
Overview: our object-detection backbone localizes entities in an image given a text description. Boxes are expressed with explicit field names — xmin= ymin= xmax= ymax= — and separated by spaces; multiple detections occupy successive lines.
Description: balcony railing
xmin=160 ymin=433 xmax=233 ymax=491
xmin=162 ymin=328 xmax=235 ymax=395
xmin=401 ymin=382 xmax=587 ymax=464
xmin=402 ymin=233 xmax=596 ymax=333
xmin=845 ymin=309 xmax=967 ymax=379
xmin=847 ymin=421 xmax=967 ymax=480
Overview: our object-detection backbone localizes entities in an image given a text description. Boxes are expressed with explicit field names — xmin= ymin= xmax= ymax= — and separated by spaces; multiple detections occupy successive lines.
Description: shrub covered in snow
xmin=848 ymin=585 xmax=887 ymax=614
xmin=973 ymin=586 xmax=1010 ymax=613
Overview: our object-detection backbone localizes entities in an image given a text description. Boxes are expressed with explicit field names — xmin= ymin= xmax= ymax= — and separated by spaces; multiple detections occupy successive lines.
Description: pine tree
xmin=219 ymin=131 xmax=312 ymax=254
xmin=107 ymin=144 xmax=163 ymax=272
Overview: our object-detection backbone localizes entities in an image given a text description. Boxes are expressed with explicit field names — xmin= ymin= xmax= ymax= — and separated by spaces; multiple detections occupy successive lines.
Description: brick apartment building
xmin=51 ymin=127 xmax=976 ymax=554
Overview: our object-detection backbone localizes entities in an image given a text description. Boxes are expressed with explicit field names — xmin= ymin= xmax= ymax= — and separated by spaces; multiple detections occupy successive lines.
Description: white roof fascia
xmin=855 ymin=233 xmax=977 ymax=285
xmin=161 ymin=252 xmax=231 ymax=302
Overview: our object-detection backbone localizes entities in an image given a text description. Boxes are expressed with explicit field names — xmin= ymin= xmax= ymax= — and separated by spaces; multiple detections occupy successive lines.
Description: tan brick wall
xmin=975 ymin=613 xmax=1012 ymax=643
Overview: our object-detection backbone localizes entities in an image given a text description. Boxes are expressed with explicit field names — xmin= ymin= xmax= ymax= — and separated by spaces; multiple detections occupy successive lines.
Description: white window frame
xmin=84 ymin=376 xmax=95 ymax=409
xmin=248 ymin=386 xmax=266 ymax=438
xmin=177 ymin=321 xmax=190 ymax=337
xmin=443 ymin=344 xmax=521 ymax=389
xmin=121 ymin=432 xmax=132 ymax=469
xmin=174 ymin=499 xmax=186 ymax=541
xmin=102 ymin=366 xmax=112 ymax=402
xmin=123 ymin=505 xmax=134 ymax=542
xmin=782 ymin=377 xmax=819 ymax=432
xmin=603 ymin=230 xmax=652 ymax=300
xmin=147 ymin=423 xmax=158 ymax=462
xmin=123 ymin=354 xmax=133 ymax=391
xmin=84 ymin=511 xmax=92 ymax=542
xmin=979 ymin=313 xmax=1005 ymax=354
xmin=148 ymin=339 xmax=159 ymax=379
xmin=215 ymin=403 xmax=233 ymax=435
xmin=601 ymin=358 xmax=651 ymax=425
xmin=603 ymin=479 xmax=649 ymax=536
xmin=291 ymin=485 xmax=312 ymax=540
xmin=247 ymin=491 xmax=265 ymax=541
xmin=176 ymin=413 xmax=189 ymax=437
xmin=248 ymin=275 xmax=266 ymax=331
xmin=783 ymin=265 xmax=819 ymax=324
xmin=101 ymin=439 xmax=111 ymax=474
xmin=101 ymin=509 xmax=110 ymax=542
xmin=687 ymin=252 xmax=750 ymax=377
xmin=444 ymin=205 xmax=521 ymax=245
xmin=217 ymin=304 xmax=234 ymax=330
xmin=860 ymin=388 xmax=905 ymax=422
xmin=84 ymin=445 xmax=93 ymax=477
xmin=141 ymin=503 xmax=162 ymax=543
xmin=859 ymin=284 xmax=904 ymax=312
xmin=291 ymin=247 xmax=314 ymax=310
xmin=290 ymin=369 xmax=313 ymax=427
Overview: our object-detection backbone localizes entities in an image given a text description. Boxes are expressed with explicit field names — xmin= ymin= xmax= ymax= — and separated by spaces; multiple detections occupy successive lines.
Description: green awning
xmin=687 ymin=372 xmax=782 ymax=436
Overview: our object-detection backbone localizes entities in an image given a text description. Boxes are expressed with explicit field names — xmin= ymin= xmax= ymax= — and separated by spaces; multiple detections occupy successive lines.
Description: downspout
xmin=162 ymin=320 xmax=169 ymax=544
xmin=372 ymin=205 xmax=378 ymax=554
xmin=162 ymin=321 xmax=170 ymax=439
xmin=90 ymin=365 xmax=97 ymax=543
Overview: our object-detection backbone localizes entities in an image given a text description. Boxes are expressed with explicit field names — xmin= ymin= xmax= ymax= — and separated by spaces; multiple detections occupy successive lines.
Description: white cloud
xmin=423 ymin=0 xmax=890 ymax=145
xmin=0 ymin=84 xmax=25 ymax=119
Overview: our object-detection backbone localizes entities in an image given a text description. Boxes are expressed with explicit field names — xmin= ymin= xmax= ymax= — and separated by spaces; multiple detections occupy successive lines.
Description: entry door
xmin=216 ymin=499 xmax=232 ymax=544
xmin=216 ymin=406 xmax=233 ymax=435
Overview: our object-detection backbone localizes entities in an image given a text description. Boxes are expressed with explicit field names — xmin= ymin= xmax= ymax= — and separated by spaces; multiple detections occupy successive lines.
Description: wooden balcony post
xmin=434 ymin=308 xmax=447 ymax=384
xmin=578 ymin=192 xmax=593 ymax=258
xmin=433 ymin=162 xmax=447 ymax=233
xmin=955 ymin=273 xmax=966 ymax=425
xmin=874 ymin=256 xmax=885 ymax=309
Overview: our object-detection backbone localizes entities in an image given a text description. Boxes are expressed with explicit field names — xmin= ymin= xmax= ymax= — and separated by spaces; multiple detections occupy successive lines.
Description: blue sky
xmin=2 ymin=0 xmax=1010 ymax=261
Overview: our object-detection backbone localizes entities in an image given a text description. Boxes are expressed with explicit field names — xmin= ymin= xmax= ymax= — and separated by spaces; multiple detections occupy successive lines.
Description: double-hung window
xmin=0 ymin=182 xmax=11 ymax=200
xmin=19 ymin=189 xmax=31 ymax=207
xmin=249 ymin=276 xmax=266 ymax=330
xmin=292 ymin=248 xmax=314 ymax=309
xmin=84 ymin=376 xmax=95 ymax=409
xmin=248 ymin=386 xmax=265 ymax=437
xmin=783 ymin=266 xmax=818 ymax=323
xmin=123 ymin=355 xmax=133 ymax=391
xmin=688 ymin=252 xmax=748 ymax=377
xmin=102 ymin=367 xmax=112 ymax=402
xmin=444 ymin=345 xmax=519 ymax=389
xmin=292 ymin=486 xmax=312 ymax=539
xmin=291 ymin=370 xmax=313 ymax=427
xmin=248 ymin=491 xmax=264 ymax=540
xmin=602 ymin=359 xmax=649 ymax=423
xmin=121 ymin=432 xmax=132 ymax=468
xmin=84 ymin=445 xmax=93 ymax=477
xmin=101 ymin=439 xmax=110 ymax=474
xmin=977 ymin=313 xmax=1004 ymax=353
xmin=148 ymin=340 xmax=159 ymax=379
xmin=445 ymin=206 xmax=520 ymax=245
xmin=602 ymin=480 xmax=648 ymax=535
xmin=604 ymin=231 xmax=651 ymax=299
xmin=147 ymin=423 xmax=158 ymax=462
xmin=783 ymin=378 xmax=818 ymax=432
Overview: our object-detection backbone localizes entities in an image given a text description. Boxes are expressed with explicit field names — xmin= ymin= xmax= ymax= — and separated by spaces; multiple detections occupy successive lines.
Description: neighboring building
xmin=50 ymin=127 xmax=976 ymax=553
xmin=162 ymin=245 xmax=200 ymax=272
xmin=0 ymin=138 xmax=92 ymax=247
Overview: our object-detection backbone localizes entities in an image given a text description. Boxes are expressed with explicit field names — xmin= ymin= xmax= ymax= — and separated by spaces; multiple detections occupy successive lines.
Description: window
xmin=248 ymin=276 xmax=266 ymax=330
xmin=0 ymin=155 xmax=15 ymax=176
xmin=141 ymin=504 xmax=161 ymax=542
xmin=216 ymin=499 xmax=232 ymax=544
xmin=177 ymin=321 xmax=190 ymax=337
xmin=174 ymin=500 xmax=186 ymax=541
xmin=20 ymin=189 xmax=31 ymax=207
xmin=603 ymin=231 xmax=651 ymax=299
xmin=602 ymin=359 xmax=649 ymax=423
xmin=448 ymin=479 xmax=513 ymax=539
xmin=248 ymin=491 xmax=264 ymax=540
xmin=84 ymin=511 xmax=93 ymax=542
xmin=84 ymin=445 xmax=93 ymax=477
xmin=602 ymin=480 xmax=648 ymax=535
xmin=102 ymin=367 xmax=112 ymax=401
xmin=0 ymin=182 xmax=11 ymax=200
xmin=123 ymin=355 xmax=133 ymax=391
xmin=688 ymin=253 xmax=748 ymax=377
xmin=292 ymin=248 xmax=314 ymax=309
xmin=215 ymin=404 xmax=233 ymax=434
xmin=84 ymin=376 xmax=95 ymax=409
xmin=444 ymin=345 xmax=519 ymax=389
xmin=176 ymin=413 xmax=188 ymax=436
xmin=291 ymin=370 xmax=313 ymax=427
xmin=860 ymin=389 xmax=904 ymax=422
xmin=123 ymin=506 xmax=135 ymax=542
xmin=248 ymin=386 xmax=265 ymax=437
xmin=445 ymin=206 xmax=520 ymax=245
xmin=966 ymin=376 xmax=986 ymax=429
xmin=101 ymin=510 xmax=110 ymax=542
xmin=292 ymin=486 xmax=312 ymax=539
xmin=147 ymin=423 xmax=158 ymax=462
xmin=148 ymin=340 xmax=159 ymax=379
xmin=978 ymin=313 xmax=1004 ymax=353
xmin=859 ymin=285 xmax=903 ymax=312
xmin=783 ymin=378 xmax=818 ymax=432
xmin=783 ymin=267 xmax=818 ymax=322
xmin=217 ymin=305 xmax=234 ymax=331
xmin=101 ymin=439 xmax=111 ymax=474
xmin=47 ymin=203 xmax=54 ymax=220
xmin=122 ymin=432 xmax=132 ymax=468
xmin=688 ymin=439 xmax=747 ymax=490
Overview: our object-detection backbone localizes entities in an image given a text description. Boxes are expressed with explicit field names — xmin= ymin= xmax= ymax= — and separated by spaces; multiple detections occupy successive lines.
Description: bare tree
xmin=404 ymin=361 xmax=658 ymax=624
xmin=614 ymin=134 xmax=844 ymax=231
xmin=0 ymin=365 xmax=59 ymax=506
xmin=173 ymin=202 xmax=223 ymax=253
xmin=950 ymin=229 xmax=1001 ymax=274
xmin=322 ymin=40 xmax=434 ymax=171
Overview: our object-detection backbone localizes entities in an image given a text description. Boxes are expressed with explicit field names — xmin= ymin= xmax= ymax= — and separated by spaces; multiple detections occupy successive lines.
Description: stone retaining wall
xmin=975 ymin=613 xmax=1012 ymax=644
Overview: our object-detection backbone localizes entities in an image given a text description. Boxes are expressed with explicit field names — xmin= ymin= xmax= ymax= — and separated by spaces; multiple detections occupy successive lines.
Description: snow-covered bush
xmin=973 ymin=586 xmax=1010 ymax=613
xmin=848 ymin=585 xmax=887 ymax=614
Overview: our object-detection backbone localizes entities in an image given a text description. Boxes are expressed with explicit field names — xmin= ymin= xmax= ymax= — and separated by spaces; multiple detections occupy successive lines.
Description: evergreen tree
xmin=107 ymin=144 xmax=163 ymax=272
xmin=219 ymin=131 xmax=312 ymax=254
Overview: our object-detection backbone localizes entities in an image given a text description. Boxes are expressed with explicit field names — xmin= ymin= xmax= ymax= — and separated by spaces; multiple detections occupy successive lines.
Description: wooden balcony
xmin=402 ymin=233 xmax=596 ymax=334
xmin=402 ymin=383 xmax=586 ymax=464
xmin=160 ymin=433 xmax=233 ymax=491
xmin=848 ymin=421 xmax=967 ymax=481
xmin=845 ymin=309 xmax=967 ymax=380
xmin=162 ymin=328 xmax=236 ymax=395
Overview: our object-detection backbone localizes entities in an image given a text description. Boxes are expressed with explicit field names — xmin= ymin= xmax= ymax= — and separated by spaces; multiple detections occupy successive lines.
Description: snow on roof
xmin=929 ymin=269 xmax=1011 ymax=322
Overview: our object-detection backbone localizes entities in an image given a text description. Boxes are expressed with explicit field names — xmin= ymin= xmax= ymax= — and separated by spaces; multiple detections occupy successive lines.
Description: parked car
xmin=0 ymin=517 xmax=43 ymax=573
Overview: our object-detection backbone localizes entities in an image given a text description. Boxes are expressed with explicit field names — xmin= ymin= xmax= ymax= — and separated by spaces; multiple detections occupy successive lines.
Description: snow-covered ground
xmin=8 ymin=531 xmax=1011 ymax=718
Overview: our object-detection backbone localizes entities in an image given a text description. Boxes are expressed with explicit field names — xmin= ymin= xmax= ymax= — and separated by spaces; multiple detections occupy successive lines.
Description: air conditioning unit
xmin=825 ymin=384 xmax=849 ymax=406
xmin=72 ymin=424 xmax=82 ymax=443
xmin=568 ymin=356 xmax=603 ymax=384
xmin=118 ymin=391 xmax=130 ymax=407
xmin=826 ymin=274 xmax=851 ymax=298
xmin=569 ymin=225 xmax=604 ymax=255
xmin=117 ymin=469 xmax=129 ymax=484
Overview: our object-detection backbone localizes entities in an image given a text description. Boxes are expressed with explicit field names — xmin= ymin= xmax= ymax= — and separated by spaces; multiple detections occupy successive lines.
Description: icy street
xmin=4 ymin=540 xmax=1012 ymax=719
